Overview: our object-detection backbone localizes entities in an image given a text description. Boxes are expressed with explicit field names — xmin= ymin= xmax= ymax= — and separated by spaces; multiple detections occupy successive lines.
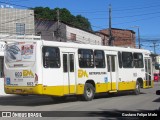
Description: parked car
xmin=154 ymin=73 xmax=159 ymax=82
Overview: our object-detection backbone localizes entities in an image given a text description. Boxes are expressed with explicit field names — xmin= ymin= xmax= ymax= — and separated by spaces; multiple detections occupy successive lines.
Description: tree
xmin=75 ymin=15 xmax=92 ymax=31
xmin=31 ymin=7 xmax=92 ymax=31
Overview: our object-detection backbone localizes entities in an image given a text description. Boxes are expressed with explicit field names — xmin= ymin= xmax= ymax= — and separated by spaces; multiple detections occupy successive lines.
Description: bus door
xmin=145 ymin=58 xmax=152 ymax=87
xmin=63 ymin=53 xmax=76 ymax=94
xmin=106 ymin=54 xmax=118 ymax=91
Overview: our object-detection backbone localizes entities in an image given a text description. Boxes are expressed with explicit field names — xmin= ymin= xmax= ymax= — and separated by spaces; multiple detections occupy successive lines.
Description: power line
xmin=73 ymin=3 xmax=160 ymax=13
xmin=149 ymin=42 xmax=159 ymax=54
xmin=112 ymin=15 xmax=160 ymax=25
xmin=0 ymin=1 xmax=30 ymax=8
xmin=91 ymin=25 xmax=105 ymax=30
xmin=89 ymin=11 xmax=160 ymax=20
xmin=2 ymin=0 xmax=160 ymax=14
xmin=1 ymin=0 xmax=160 ymax=29
xmin=91 ymin=15 xmax=160 ymax=29
xmin=1 ymin=1 xmax=160 ymax=47
xmin=113 ymin=4 xmax=160 ymax=12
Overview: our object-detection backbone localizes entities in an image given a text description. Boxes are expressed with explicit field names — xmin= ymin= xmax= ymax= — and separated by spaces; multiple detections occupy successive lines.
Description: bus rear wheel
xmin=133 ymin=81 xmax=140 ymax=95
xmin=82 ymin=83 xmax=95 ymax=101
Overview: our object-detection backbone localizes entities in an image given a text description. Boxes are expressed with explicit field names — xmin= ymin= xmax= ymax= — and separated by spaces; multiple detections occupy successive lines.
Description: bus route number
xmin=27 ymin=82 xmax=33 ymax=86
xmin=15 ymin=72 xmax=22 ymax=78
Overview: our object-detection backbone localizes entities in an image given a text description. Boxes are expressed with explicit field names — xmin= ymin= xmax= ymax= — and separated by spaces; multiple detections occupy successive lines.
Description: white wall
xmin=0 ymin=8 xmax=35 ymax=35
xmin=66 ymin=25 xmax=102 ymax=45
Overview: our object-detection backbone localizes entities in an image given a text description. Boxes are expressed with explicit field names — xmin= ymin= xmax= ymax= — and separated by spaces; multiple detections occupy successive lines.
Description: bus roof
xmin=40 ymin=40 xmax=151 ymax=54
xmin=5 ymin=39 xmax=151 ymax=54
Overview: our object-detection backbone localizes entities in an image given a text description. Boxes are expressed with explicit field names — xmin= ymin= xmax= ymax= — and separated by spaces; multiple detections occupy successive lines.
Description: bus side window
xmin=133 ymin=53 xmax=144 ymax=68
xmin=94 ymin=50 xmax=105 ymax=68
xmin=70 ymin=54 xmax=74 ymax=72
xmin=63 ymin=54 xmax=68 ymax=72
xmin=122 ymin=52 xmax=133 ymax=68
xmin=0 ymin=57 xmax=4 ymax=78
xmin=78 ymin=49 xmax=94 ymax=68
xmin=42 ymin=47 xmax=60 ymax=68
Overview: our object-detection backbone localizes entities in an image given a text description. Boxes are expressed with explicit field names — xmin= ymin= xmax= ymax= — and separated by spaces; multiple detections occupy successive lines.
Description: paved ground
xmin=0 ymin=82 xmax=160 ymax=120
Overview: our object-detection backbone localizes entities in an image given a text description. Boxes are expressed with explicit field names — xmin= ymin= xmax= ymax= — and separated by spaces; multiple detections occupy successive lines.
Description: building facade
xmin=35 ymin=19 xmax=66 ymax=42
xmin=0 ymin=8 xmax=35 ymax=35
xmin=95 ymin=31 xmax=109 ymax=46
xmin=98 ymin=28 xmax=136 ymax=48
xmin=66 ymin=24 xmax=101 ymax=45
xmin=35 ymin=19 xmax=102 ymax=45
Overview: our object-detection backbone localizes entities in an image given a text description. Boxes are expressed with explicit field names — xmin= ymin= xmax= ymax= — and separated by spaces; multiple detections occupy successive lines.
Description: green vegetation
xmin=31 ymin=7 xmax=92 ymax=31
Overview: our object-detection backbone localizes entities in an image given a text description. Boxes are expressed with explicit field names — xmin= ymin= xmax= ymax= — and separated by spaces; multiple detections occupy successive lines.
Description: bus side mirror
xmin=156 ymin=90 xmax=160 ymax=95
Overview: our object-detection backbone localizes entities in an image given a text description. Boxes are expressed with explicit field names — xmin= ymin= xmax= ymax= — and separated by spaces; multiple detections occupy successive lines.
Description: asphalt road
xmin=0 ymin=82 xmax=160 ymax=120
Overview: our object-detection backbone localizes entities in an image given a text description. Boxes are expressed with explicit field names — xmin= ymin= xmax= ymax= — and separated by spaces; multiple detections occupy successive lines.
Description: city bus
xmin=4 ymin=40 xmax=153 ymax=101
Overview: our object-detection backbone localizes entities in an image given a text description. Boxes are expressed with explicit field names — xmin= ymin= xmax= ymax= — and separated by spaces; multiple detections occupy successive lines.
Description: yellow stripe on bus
xmin=5 ymin=80 xmax=153 ymax=96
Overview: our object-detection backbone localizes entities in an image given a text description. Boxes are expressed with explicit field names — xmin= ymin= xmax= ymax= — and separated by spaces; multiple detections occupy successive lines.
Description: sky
xmin=1 ymin=0 xmax=160 ymax=54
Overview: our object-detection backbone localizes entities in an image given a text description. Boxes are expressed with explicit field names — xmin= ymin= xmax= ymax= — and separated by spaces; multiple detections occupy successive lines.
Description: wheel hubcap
xmin=136 ymin=84 xmax=140 ymax=92
xmin=86 ymin=88 xmax=92 ymax=98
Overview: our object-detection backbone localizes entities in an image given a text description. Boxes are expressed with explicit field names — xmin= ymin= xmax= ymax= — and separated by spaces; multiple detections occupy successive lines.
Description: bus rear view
xmin=4 ymin=41 xmax=41 ymax=95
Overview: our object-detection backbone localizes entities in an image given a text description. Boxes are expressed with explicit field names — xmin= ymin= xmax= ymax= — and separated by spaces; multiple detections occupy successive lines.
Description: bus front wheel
xmin=82 ymin=83 xmax=95 ymax=101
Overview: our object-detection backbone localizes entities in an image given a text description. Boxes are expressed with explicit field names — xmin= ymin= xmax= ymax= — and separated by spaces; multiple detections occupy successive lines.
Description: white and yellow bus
xmin=4 ymin=40 xmax=153 ymax=101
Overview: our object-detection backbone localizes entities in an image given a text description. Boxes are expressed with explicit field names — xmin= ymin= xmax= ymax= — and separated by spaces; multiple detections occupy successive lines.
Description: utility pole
xmin=56 ymin=9 xmax=61 ymax=41
xmin=150 ymin=41 xmax=159 ymax=54
xmin=131 ymin=26 xmax=141 ymax=49
xmin=108 ymin=4 xmax=112 ymax=46
xmin=137 ymin=27 xmax=141 ymax=49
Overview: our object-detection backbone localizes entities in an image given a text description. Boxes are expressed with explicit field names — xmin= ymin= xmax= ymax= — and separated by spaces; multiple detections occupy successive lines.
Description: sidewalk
xmin=0 ymin=94 xmax=17 ymax=97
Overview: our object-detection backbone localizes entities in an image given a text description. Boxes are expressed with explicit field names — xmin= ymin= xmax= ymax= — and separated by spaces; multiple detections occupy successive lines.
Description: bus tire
xmin=134 ymin=81 xmax=140 ymax=95
xmin=82 ymin=83 xmax=95 ymax=101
